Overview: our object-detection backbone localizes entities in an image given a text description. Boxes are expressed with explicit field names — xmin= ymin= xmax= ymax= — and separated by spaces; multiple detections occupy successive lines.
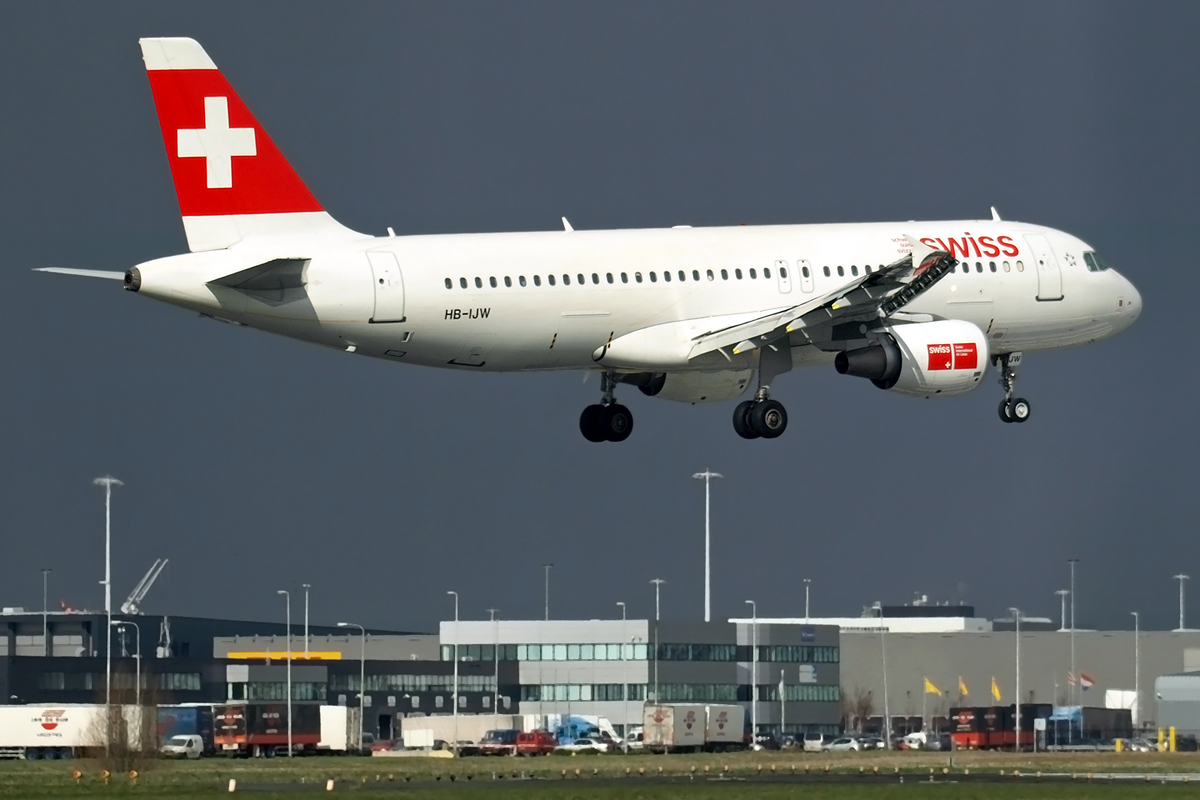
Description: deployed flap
xmin=687 ymin=239 xmax=957 ymax=360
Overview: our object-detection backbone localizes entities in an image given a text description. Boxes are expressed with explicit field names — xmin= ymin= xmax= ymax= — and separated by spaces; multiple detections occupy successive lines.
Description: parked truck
xmin=643 ymin=704 xmax=746 ymax=753
xmin=0 ymin=704 xmax=149 ymax=760
xmin=157 ymin=705 xmax=215 ymax=757
xmin=214 ymin=703 xmax=323 ymax=757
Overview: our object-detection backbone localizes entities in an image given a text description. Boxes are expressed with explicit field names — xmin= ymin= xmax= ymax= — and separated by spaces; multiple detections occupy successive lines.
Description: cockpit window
xmin=1083 ymin=251 xmax=1112 ymax=272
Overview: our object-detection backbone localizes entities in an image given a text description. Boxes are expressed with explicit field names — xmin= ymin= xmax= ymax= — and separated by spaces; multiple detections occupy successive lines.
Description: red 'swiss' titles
xmin=927 ymin=343 xmax=978 ymax=371
xmin=919 ymin=234 xmax=1020 ymax=260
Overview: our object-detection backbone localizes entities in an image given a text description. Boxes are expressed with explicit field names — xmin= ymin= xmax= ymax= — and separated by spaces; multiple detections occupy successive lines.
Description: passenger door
xmin=1024 ymin=234 xmax=1064 ymax=301
xmin=367 ymin=251 xmax=406 ymax=322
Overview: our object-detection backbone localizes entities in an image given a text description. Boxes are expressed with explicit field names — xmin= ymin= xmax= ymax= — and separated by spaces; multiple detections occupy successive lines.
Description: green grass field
xmin=2 ymin=750 xmax=1199 ymax=798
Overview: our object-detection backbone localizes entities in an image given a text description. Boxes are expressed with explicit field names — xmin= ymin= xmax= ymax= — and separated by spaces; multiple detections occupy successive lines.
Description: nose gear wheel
xmin=994 ymin=353 xmax=1031 ymax=424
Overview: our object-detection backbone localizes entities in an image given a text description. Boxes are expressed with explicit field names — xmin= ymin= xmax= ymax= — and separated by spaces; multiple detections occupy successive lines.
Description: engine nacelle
xmin=835 ymin=319 xmax=988 ymax=397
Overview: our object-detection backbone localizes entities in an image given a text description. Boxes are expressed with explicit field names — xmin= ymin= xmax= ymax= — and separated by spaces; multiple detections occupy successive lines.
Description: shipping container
xmin=214 ymin=703 xmax=322 ymax=757
xmin=643 ymin=705 xmax=706 ymax=751
xmin=0 ymin=705 xmax=149 ymax=759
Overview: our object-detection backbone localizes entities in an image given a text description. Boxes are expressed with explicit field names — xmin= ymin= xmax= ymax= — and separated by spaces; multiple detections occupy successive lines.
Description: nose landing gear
xmin=579 ymin=371 xmax=634 ymax=442
xmin=995 ymin=352 xmax=1031 ymax=424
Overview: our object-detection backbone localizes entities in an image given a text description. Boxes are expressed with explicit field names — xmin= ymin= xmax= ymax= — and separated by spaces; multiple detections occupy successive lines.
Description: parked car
xmin=479 ymin=729 xmax=519 ymax=756
xmin=555 ymin=737 xmax=609 ymax=754
xmin=803 ymin=733 xmax=830 ymax=753
xmin=515 ymin=730 xmax=557 ymax=756
xmin=161 ymin=734 xmax=205 ymax=760
xmin=860 ymin=736 xmax=886 ymax=750
xmin=752 ymin=733 xmax=781 ymax=751
xmin=369 ymin=739 xmax=396 ymax=753
xmin=823 ymin=737 xmax=863 ymax=752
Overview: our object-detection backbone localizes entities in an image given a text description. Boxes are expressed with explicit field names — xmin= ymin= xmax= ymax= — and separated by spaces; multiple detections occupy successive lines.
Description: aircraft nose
xmin=1121 ymin=275 xmax=1142 ymax=325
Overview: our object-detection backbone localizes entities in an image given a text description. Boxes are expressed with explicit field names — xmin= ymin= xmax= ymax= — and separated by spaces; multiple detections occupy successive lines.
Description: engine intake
xmin=835 ymin=338 xmax=902 ymax=390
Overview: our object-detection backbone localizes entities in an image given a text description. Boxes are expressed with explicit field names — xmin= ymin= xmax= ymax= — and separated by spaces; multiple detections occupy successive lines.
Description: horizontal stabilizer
xmin=34 ymin=268 xmax=125 ymax=280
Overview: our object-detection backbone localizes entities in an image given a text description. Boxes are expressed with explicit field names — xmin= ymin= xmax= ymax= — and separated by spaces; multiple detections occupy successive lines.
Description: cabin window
xmin=592 ymin=273 xmax=599 ymax=284
xmin=851 ymin=265 xmax=858 ymax=276
xmin=606 ymin=273 xmax=614 ymax=284
xmin=519 ymin=275 xmax=527 ymax=287
xmin=474 ymin=277 xmax=482 ymax=288
xmin=578 ymin=273 xmax=585 ymax=284
xmin=562 ymin=274 xmax=570 ymax=286
xmin=635 ymin=272 xmax=643 ymax=283
xmin=720 ymin=269 xmax=729 ymax=280
xmin=533 ymin=275 xmax=541 ymax=286
xmin=460 ymin=277 xmax=468 ymax=288
xmin=706 ymin=269 xmax=714 ymax=281
xmin=750 ymin=268 xmax=758 ymax=279
xmin=781 ymin=267 xmax=788 ymax=279
xmin=489 ymin=277 xmax=497 ymax=288
xmin=621 ymin=273 xmax=629 ymax=283
xmin=444 ymin=278 xmax=452 ymax=289
xmin=734 ymin=268 xmax=743 ymax=279
xmin=1016 ymin=261 xmax=1025 ymax=272
xmin=505 ymin=276 xmax=512 ymax=287
xmin=975 ymin=262 xmax=983 ymax=273
xmin=801 ymin=266 xmax=809 ymax=278
xmin=763 ymin=267 xmax=770 ymax=279
xmin=989 ymin=262 xmax=997 ymax=272
xmin=837 ymin=266 xmax=844 ymax=277
xmin=548 ymin=274 xmax=556 ymax=286
xmin=663 ymin=271 xmax=671 ymax=282
xmin=961 ymin=263 xmax=969 ymax=274
xmin=693 ymin=270 xmax=701 ymax=281
xmin=678 ymin=270 xmax=686 ymax=281
xmin=1002 ymin=261 xmax=1010 ymax=273
xmin=650 ymin=272 xmax=658 ymax=282
xmin=823 ymin=266 xmax=830 ymax=277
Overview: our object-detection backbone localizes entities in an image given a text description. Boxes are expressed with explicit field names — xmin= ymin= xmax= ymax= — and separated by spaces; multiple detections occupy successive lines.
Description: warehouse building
xmin=441 ymin=619 xmax=841 ymax=737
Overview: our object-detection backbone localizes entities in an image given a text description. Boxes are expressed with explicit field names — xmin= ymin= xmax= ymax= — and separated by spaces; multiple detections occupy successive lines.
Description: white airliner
xmin=41 ymin=38 xmax=1141 ymax=442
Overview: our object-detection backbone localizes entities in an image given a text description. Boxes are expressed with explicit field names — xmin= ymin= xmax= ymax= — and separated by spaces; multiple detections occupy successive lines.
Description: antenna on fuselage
xmin=562 ymin=217 xmax=574 ymax=232
xmin=990 ymin=207 xmax=1002 ymax=222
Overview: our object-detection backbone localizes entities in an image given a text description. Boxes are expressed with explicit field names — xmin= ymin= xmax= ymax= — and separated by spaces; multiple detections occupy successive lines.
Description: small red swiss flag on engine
xmin=928 ymin=343 xmax=977 ymax=370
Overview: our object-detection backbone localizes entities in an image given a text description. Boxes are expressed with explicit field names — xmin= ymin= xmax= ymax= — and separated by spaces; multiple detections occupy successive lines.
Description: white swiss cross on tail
xmin=176 ymin=97 xmax=256 ymax=189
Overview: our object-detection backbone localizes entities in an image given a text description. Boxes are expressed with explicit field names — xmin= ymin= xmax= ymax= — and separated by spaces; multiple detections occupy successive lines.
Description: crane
xmin=120 ymin=558 xmax=168 ymax=615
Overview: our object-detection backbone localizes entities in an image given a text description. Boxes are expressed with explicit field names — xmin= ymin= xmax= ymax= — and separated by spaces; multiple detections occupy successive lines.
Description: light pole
xmin=745 ymin=600 xmax=757 ymax=738
xmin=877 ymin=602 xmax=890 ymax=745
xmin=112 ymin=620 xmax=141 ymax=706
xmin=337 ymin=622 xmax=366 ymax=752
xmin=1055 ymin=590 xmax=1069 ymax=632
xmin=542 ymin=564 xmax=553 ymax=620
xmin=804 ymin=579 xmax=811 ymax=622
xmin=616 ymin=601 xmax=627 ymax=744
xmin=1175 ymin=574 xmax=1190 ymax=632
xmin=1009 ymin=607 xmax=1021 ymax=751
xmin=94 ymin=475 xmax=122 ymax=711
xmin=1068 ymin=559 xmax=1078 ymax=705
xmin=41 ymin=569 xmax=51 ymax=656
xmin=650 ymin=579 xmax=664 ymax=703
xmin=448 ymin=591 xmax=459 ymax=755
xmin=277 ymin=590 xmax=292 ymax=757
xmin=692 ymin=470 xmax=723 ymax=622
xmin=302 ymin=584 xmax=311 ymax=660
xmin=1131 ymin=611 xmax=1140 ymax=729
xmin=487 ymin=608 xmax=499 ymax=728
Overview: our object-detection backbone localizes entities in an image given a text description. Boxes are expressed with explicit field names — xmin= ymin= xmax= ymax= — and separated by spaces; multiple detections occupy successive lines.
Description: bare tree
xmin=87 ymin=663 xmax=157 ymax=772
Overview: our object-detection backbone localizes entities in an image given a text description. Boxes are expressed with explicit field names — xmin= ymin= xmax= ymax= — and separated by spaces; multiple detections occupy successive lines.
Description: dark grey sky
xmin=2 ymin=2 xmax=1197 ymax=633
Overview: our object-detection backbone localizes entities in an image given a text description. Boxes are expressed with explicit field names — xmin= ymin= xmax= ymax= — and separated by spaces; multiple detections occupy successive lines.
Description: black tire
xmin=733 ymin=400 xmax=759 ymax=439
xmin=750 ymin=398 xmax=788 ymax=438
xmin=601 ymin=404 xmax=634 ymax=442
xmin=579 ymin=405 xmax=607 ymax=442
xmin=998 ymin=399 xmax=1014 ymax=423
xmin=1010 ymin=397 xmax=1031 ymax=423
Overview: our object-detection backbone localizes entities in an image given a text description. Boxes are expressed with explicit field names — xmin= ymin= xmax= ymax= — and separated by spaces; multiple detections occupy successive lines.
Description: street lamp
xmin=1068 ymin=559 xmax=1079 ymax=705
xmin=1009 ymin=607 xmax=1021 ymax=751
xmin=41 ymin=569 xmax=51 ymax=656
xmin=94 ymin=475 xmax=122 ymax=710
xmin=542 ymin=565 xmax=553 ymax=621
xmin=1175 ymin=574 xmax=1190 ymax=632
xmin=692 ymin=470 xmax=723 ymax=622
xmin=650 ymin=579 xmax=665 ymax=703
xmin=1055 ymin=590 xmax=1069 ymax=632
xmin=111 ymin=620 xmax=141 ymax=706
xmin=277 ymin=590 xmax=292 ymax=757
xmin=803 ymin=579 xmax=811 ymax=622
xmin=337 ymin=622 xmax=366 ymax=752
xmin=447 ymin=591 xmax=459 ymax=755
xmin=1131 ymin=611 xmax=1140 ymax=729
xmin=745 ymin=600 xmax=757 ymax=738
xmin=302 ymin=584 xmax=311 ymax=660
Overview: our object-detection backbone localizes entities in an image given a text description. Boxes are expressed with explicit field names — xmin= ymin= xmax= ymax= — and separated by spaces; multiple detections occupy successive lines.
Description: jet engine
xmin=834 ymin=319 xmax=988 ymax=396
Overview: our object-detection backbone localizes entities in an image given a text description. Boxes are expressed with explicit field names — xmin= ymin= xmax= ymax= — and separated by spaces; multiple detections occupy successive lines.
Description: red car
xmin=515 ymin=730 xmax=557 ymax=756
xmin=479 ymin=729 xmax=519 ymax=756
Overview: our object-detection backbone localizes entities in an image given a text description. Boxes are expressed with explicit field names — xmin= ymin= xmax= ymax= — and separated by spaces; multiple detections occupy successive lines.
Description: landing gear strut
xmin=995 ymin=352 xmax=1031 ymax=424
xmin=733 ymin=344 xmax=791 ymax=440
xmin=580 ymin=371 xmax=634 ymax=442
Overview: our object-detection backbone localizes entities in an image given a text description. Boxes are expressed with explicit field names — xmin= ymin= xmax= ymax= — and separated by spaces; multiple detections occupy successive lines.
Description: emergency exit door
xmin=368 ymin=251 xmax=406 ymax=322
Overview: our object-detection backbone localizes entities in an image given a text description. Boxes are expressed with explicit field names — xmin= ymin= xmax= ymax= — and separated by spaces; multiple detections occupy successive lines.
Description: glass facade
xmin=442 ymin=642 xmax=838 ymax=664
xmin=520 ymin=683 xmax=647 ymax=702
xmin=329 ymin=673 xmax=495 ymax=693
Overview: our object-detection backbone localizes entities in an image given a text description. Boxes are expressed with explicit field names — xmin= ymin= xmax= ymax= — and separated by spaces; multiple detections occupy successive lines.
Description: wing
xmin=686 ymin=236 xmax=958 ymax=360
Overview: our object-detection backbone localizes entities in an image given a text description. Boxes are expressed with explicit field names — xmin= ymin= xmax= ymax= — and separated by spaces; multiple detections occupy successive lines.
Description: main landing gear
xmin=580 ymin=371 xmax=634 ymax=443
xmin=733 ymin=341 xmax=792 ymax=440
xmin=995 ymin=352 xmax=1031 ymax=424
